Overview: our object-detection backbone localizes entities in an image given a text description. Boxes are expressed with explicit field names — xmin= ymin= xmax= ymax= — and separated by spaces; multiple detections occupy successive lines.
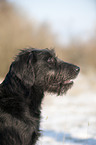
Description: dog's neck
xmin=3 ymin=72 xmax=28 ymax=96
xmin=2 ymin=72 xmax=44 ymax=115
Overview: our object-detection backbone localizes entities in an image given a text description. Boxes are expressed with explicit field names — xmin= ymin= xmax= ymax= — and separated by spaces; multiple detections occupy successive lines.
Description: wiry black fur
xmin=0 ymin=48 xmax=80 ymax=145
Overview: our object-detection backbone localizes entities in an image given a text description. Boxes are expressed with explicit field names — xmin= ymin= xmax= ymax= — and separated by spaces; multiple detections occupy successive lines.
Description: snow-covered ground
xmin=38 ymin=73 xmax=96 ymax=145
xmin=0 ymin=73 xmax=96 ymax=145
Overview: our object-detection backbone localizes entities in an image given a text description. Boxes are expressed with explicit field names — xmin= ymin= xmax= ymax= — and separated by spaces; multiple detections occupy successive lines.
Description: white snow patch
xmin=39 ymin=73 xmax=96 ymax=145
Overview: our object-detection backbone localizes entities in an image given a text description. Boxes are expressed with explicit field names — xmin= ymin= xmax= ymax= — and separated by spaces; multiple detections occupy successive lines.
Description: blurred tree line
xmin=0 ymin=0 xmax=96 ymax=77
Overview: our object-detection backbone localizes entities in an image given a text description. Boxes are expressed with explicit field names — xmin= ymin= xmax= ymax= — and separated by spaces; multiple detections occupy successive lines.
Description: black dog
xmin=0 ymin=48 xmax=80 ymax=145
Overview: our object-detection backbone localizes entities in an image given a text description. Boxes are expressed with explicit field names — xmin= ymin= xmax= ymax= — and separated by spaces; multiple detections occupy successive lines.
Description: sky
xmin=7 ymin=0 xmax=96 ymax=44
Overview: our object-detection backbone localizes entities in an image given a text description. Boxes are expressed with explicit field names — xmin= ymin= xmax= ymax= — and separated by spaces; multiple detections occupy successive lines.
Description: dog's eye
xmin=47 ymin=57 xmax=55 ymax=63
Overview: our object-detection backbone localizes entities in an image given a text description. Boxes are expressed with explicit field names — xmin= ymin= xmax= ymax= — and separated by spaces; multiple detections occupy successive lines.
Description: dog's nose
xmin=74 ymin=66 xmax=80 ymax=73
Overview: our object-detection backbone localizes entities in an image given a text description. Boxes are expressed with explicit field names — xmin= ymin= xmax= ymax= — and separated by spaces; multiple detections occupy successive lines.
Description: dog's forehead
xmin=33 ymin=48 xmax=55 ymax=57
xmin=16 ymin=48 xmax=55 ymax=61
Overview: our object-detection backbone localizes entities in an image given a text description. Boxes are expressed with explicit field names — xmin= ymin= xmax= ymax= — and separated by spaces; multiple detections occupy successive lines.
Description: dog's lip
xmin=64 ymin=79 xmax=74 ymax=84
xmin=64 ymin=75 xmax=78 ymax=84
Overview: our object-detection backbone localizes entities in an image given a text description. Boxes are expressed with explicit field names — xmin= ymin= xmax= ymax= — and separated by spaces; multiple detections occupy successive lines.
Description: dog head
xmin=10 ymin=48 xmax=80 ymax=94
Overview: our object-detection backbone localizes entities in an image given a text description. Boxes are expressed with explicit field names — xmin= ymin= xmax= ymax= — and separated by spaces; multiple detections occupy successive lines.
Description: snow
xmin=38 ymin=73 xmax=96 ymax=145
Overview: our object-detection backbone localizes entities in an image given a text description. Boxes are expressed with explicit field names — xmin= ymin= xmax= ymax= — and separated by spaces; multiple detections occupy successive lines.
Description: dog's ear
xmin=10 ymin=52 xmax=35 ymax=86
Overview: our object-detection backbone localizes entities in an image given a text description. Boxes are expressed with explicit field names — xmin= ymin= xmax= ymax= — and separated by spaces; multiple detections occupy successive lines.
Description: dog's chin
xmin=57 ymin=75 xmax=79 ymax=95
xmin=46 ymin=81 xmax=73 ymax=95
xmin=58 ymin=82 xmax=73 ymax=95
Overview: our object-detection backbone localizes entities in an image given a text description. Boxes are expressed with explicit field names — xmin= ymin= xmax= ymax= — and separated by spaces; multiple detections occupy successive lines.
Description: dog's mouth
xmin=45 ymin=71 xmax=79 ymax=95
xmin=63 ymin=74 xmax=78 ymax=85
xmin=64 ymin=79 xmax=73 ymax=84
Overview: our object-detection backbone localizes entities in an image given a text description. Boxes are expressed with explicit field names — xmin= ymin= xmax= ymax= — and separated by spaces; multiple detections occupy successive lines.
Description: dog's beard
xmin=44 ymin=73 xmax=74 ymax=95
xmin=38 ymin=69 xmax=78 ymax=95
xmin=57 ymin=82 xmax=73 ymax=95
xmin=45 ymin=81 xmax=73 ymax=95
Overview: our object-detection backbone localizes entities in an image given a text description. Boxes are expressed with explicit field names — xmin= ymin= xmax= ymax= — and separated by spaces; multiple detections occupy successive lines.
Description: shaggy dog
xmin=0 ymin=48 xmax=80 ymax=145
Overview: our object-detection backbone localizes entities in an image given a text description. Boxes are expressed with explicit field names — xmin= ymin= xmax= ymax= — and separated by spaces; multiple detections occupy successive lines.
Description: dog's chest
xmin=0 ymin=111 xmax=39 ymax=145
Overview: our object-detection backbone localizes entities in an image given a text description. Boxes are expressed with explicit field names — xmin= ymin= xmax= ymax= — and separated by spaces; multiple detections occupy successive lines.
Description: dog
xmin=0 ymin=48 xmax=80 ymax=145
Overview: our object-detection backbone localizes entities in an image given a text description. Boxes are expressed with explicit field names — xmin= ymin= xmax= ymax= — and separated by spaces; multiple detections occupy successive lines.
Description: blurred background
xmin=0 ymin=0 xmax=96 ymax=145
xmin=0 ymin=0 xmax=96 ymax=77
